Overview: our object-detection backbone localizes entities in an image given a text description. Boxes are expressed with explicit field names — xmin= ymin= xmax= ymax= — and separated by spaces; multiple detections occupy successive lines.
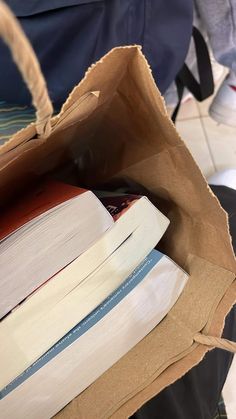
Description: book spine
xmin=0 ymin=249 xmax=163 ymax=399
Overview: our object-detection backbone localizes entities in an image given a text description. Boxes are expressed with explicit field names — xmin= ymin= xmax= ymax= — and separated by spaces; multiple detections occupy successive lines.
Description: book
xmin=0 ymin=250 xmax=188 ymax=419
xmin=0 ymin=180 xmax=113 ymax=319
xmin=0 ymin=194 xmax=170 ymax=388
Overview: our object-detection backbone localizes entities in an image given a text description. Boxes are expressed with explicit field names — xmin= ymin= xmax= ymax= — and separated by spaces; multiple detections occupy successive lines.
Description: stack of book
xmin=0 ymin=180 xmax=188 ymax=418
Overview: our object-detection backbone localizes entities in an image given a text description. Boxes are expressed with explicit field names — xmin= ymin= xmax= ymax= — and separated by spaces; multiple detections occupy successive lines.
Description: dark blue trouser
xmin=132 ymin=185 xmax=236 ymax=419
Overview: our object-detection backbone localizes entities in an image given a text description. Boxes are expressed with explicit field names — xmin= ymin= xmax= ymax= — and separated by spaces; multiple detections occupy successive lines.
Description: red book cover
xmin=0 ymin=181 xmax=87 ymax=241
xmin=99 ymin=194 xmax=140 ymax=221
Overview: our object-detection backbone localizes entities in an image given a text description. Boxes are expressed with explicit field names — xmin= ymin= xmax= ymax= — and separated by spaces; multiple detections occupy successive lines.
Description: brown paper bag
xmin=0 ymin=3 xmax=235 ymax=418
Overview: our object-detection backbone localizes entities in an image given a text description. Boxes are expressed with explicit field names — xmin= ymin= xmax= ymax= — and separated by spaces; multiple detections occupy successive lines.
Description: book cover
xmin=0 ymin=249 xmax=163 ymax=399
xmin=0 ymin=180 xmax=87 ymax=241
xmin=98 ymin=192 xmax=140 ymax=221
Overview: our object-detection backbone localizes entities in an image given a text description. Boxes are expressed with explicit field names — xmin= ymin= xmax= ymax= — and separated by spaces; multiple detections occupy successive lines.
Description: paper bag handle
xmin=194 ymin=332 xmax=236 ymax=353
xmin=0 ymin=1 xmax=53 ymax=137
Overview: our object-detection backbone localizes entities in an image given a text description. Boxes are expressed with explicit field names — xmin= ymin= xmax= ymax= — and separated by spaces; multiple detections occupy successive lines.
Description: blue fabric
xmin=1 ymin=0 xmax=193 ymax=108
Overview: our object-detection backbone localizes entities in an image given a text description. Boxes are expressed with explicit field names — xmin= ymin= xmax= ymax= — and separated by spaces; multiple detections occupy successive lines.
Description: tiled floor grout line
xmin=199 ymin=115 xmax=217 ymax=172
xmin=178 ymin=115 xmax=203 ymax=122
xmin=196 ymin=100 xmax=208 ymax=119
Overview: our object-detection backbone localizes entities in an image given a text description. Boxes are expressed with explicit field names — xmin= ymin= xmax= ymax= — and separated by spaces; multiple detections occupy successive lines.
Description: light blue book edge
xmin=0 ymin=249 xmax=163 ymax=399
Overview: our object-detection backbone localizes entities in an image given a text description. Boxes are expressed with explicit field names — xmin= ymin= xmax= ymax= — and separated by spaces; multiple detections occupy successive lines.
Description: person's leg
xmin=195 ymin=0 xmax=236 ymax=71
xmin=131 ymin=181 xmax=236 ymax=419
xmin=131 ymin=307 xmax=236 ymax=419
xmin=195 ymin=0 xmax=236 ymax=126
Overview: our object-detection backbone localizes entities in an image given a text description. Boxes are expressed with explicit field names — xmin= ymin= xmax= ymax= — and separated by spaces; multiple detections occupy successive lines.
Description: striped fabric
xmin=0 ymin=101 xmax=36 ymax=145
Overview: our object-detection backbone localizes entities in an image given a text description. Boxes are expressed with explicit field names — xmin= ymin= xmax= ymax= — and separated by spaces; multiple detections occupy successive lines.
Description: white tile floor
xmin=169 ymin=91 xmax=236 ymax=419
xmin=175 ymin=98 xmax=236 ymax=177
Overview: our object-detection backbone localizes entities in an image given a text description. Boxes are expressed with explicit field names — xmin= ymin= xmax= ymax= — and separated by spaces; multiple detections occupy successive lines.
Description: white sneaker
xmin=209 ymin=71 xmax=236 ymax=127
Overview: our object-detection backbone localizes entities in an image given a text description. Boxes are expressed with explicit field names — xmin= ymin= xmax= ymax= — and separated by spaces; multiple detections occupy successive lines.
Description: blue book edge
xmin=0 ymin=249 xmax=163 ymax=399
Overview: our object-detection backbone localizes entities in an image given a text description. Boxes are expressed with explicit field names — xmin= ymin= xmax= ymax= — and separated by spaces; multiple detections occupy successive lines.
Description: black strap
xmin=171 ymin=76 xmax=184 ymax=123
xmin=172 ymin=26 xmax=214 ymax=123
